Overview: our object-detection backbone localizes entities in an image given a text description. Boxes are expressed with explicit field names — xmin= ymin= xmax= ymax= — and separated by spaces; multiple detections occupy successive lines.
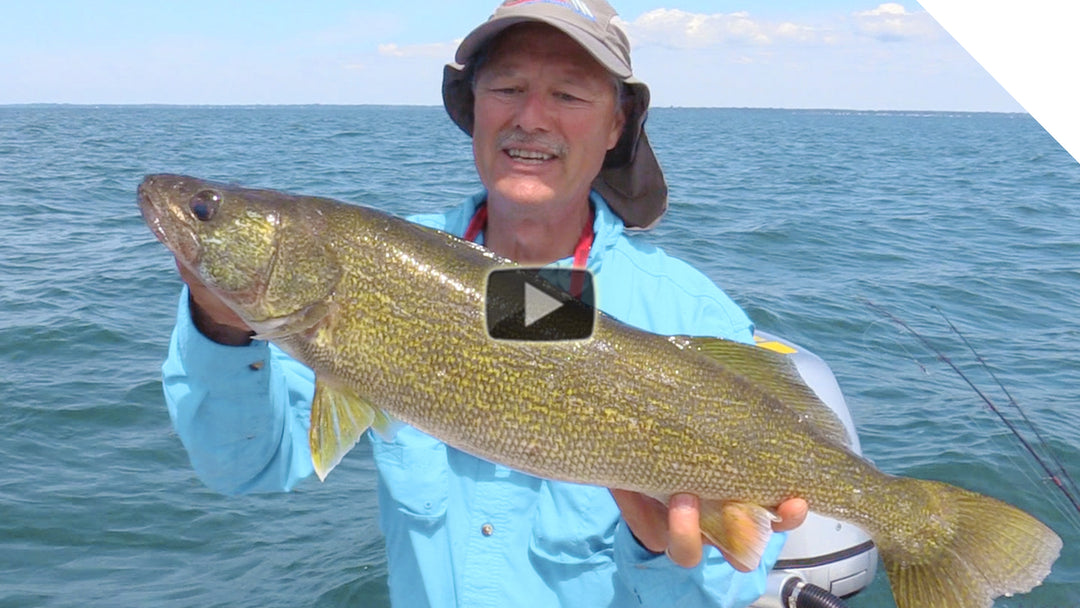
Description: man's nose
xmin=514 ymin=90 xmax=553 ymax=132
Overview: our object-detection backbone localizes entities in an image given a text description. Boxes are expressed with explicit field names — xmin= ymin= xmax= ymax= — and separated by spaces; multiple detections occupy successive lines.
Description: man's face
xmin=472 ymin=24 xmax=626 ymax=212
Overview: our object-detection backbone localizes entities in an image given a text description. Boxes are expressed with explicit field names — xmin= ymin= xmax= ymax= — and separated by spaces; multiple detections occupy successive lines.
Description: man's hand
xmin=610 ymin=490 xmax=809 ymax=570
xmin=176 ymin=260 xmax=254 ymax=346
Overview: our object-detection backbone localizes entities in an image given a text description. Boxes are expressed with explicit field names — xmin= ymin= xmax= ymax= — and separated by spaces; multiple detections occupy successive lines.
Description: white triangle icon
xmin=524 ymin=282 xmax=564 ymax=327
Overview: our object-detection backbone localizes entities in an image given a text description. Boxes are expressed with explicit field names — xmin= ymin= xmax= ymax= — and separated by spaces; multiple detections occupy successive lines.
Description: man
xmin=163 ymin=1 xmax=807 ymax=606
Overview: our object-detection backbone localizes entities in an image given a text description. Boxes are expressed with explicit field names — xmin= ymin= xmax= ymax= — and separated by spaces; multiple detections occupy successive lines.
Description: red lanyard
xmin=464 ymin=203 xmax=594 ymax=297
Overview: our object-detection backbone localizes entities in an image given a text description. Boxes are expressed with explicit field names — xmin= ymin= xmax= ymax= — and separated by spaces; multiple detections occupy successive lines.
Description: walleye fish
xmin=140 ymin=174 xmax=1061 ymax=608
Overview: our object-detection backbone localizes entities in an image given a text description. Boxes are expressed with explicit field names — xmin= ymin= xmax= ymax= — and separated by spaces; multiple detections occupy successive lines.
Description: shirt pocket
xmin=372 ymin=426 xmax=449 ymax=528
xmin=528 ymin=481 xmax=619 ymax=566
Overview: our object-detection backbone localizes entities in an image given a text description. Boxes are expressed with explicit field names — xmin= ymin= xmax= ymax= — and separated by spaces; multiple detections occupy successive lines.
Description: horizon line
xmin=0 ymin=102 xmax=1030 ymax=116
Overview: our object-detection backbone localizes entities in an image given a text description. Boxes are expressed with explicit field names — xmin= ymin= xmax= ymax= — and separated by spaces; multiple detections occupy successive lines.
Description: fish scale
xmin=140 ymin=174 xmax=1061 ymax=608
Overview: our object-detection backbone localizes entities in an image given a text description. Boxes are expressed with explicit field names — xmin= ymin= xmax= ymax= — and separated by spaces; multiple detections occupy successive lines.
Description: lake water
xmin=1 ymin=105 xmax=1077 ymax=606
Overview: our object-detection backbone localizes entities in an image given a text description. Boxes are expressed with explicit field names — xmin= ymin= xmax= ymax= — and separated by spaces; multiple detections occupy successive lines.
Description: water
xmin=1 ymin=105 xmax=1077 ymax=607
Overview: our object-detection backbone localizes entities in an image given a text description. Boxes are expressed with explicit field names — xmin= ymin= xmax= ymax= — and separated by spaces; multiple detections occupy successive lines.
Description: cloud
xmin=377 ymin=41 xmax=458 ymax=59
xmin=853 ymin=3 xmax=944 ymax=42
xmin=775 ymin=21 xmax=820 ymax=44
xmin=618 ymin=9 xmax=835 ymax=50
xmin=618 ymin=5 xmax=946 ymax=51
xmin=620 ymin=10 xmax=778 ymax=48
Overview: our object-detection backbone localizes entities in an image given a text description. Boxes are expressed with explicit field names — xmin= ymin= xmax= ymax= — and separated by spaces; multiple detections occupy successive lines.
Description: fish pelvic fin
xmin=879 ymin=478 xmax=1061 ymax=608
xmin=309 ymin=378 xmax=397 ymax=481
xmin=680 ymin=336 xmax=851 ymax=447
xmin=698 ymin=500 xmax=779 ymax=572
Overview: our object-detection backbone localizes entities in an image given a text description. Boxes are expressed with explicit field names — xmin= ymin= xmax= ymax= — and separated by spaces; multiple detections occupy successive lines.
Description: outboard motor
xmin=750 ymin=333 xmax=878 ymax=608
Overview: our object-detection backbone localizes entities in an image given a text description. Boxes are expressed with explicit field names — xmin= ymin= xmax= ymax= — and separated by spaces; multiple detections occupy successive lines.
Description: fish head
xmin=138 ymin=174 xmax=341 ymax=328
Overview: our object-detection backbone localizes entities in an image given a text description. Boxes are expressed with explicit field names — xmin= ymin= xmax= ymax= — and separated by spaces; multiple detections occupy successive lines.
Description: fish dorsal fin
xmin=680 ymin=336 xmax=851 ymax=447
xmin=309 ymin=378 xmax=398 ymax=481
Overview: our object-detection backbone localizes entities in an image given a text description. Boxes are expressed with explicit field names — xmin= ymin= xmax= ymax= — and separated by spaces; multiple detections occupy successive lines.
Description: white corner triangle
xmin=917 ymin=0 xmax=1080 ymax=164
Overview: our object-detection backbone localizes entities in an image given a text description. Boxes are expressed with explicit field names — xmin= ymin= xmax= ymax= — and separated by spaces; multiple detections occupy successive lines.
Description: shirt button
xmin=480 ymin=523 xmax=494 ymax=536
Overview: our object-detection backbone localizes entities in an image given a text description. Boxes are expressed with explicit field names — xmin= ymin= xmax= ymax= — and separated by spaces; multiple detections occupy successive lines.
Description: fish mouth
xmin=137 ymin=185 xmax=168 ymax=243
xmin=137 ymin=175 xmax=202 ymax=268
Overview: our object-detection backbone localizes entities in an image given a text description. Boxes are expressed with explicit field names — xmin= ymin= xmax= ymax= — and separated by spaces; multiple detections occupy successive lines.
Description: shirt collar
xmin=454 ymin=189 xmax=626 ymax=271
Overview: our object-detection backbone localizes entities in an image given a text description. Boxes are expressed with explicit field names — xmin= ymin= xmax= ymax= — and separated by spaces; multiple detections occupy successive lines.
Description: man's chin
xmin=488 ymin=181 xmax=560 ymax=208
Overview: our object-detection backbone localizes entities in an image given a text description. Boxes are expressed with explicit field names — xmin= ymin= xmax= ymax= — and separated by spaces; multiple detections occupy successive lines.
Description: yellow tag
xmin=755 ymin=340 xmax=797 ymax=354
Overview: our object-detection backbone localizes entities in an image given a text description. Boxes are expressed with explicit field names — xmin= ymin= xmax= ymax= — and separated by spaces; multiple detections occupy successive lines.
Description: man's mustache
xmin=496 ymin=129 xmax=568 ymax=157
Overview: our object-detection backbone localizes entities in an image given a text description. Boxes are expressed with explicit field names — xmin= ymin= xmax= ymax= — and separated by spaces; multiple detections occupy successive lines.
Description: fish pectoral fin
xmin=250 ymin=301 xmax=334 ymax=342
xmin=699 ymin=500 xmax=778 ymax=572
xmin=309 ymin=378 xmax=393 ymax=481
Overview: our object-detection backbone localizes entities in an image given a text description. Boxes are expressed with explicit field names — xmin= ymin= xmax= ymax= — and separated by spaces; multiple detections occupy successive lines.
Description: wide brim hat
xmin=442 ymin=0 xmax=668 ymax=229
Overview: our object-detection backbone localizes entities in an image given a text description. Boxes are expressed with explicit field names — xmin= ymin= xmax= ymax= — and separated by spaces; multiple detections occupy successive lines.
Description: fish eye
xmin=190 ymin=190 xmax=221 ymax=221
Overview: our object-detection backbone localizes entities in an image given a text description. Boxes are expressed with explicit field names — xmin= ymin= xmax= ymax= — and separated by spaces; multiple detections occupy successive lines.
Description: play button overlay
xmin=524 ymin=282 xmax=563 ymax=327
xmin=485 ymin=268 xmax=595 ymax=341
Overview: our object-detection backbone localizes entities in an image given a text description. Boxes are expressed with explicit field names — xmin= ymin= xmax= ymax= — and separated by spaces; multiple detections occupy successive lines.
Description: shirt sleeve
xmin=162 ymin=287 xmax=315 ymax=495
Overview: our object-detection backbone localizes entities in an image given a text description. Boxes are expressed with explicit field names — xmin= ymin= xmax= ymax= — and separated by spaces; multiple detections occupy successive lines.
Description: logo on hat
xmin=502 ymin=0 xmax=596 ymax=20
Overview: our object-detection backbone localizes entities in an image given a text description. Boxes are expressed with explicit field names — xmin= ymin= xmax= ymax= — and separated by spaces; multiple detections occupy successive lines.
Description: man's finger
xmin=609 ymin=489 xmax=668 ymax=553
xmin=772 ymin=497 xmax=809 ymax=532
xmin=665 ymin=493 xmax=703 ymax=568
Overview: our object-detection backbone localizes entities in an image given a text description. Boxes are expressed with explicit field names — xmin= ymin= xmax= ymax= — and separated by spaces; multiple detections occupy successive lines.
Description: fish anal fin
xmin=309 ymin=378 xmax=393 ymax=481
xmin=699 ymin=500 xmax=778 ymax=572
xmin=683 ymin=336 xmax=851 ymax=447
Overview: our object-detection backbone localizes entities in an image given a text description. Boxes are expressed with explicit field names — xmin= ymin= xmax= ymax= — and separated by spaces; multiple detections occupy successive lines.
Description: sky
xmin=0 ymin=1 xmax=1022 ymax=112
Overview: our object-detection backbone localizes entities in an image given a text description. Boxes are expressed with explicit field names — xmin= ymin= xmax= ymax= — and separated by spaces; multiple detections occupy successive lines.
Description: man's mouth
xmin=505 ymin=148 xmax=556 ymax=163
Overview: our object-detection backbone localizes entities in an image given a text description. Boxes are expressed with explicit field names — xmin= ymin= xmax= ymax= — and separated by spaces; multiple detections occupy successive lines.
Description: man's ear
xmin=607 ymin=99 xmax=627 ymax=151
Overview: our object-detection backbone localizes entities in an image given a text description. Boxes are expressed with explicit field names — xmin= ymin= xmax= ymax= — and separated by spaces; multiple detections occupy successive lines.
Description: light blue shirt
xmin=162 ymin=191 xmax=786 ymax=608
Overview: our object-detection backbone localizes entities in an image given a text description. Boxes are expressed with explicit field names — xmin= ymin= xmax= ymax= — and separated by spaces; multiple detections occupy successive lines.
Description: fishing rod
xmin=933 ymin=306 xmax=1080 ymax=507
xmin=864 ymin=300 xmax=1080 ymax=517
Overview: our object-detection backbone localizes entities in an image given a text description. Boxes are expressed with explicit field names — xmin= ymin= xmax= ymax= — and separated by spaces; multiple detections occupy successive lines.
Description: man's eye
xmin=556 ymin=92 xmax=583 ymax=102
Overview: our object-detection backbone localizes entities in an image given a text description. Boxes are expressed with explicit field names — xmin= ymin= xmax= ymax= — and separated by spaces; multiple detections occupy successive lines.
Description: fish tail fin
xmin=879 ymin=478 xmax=1061 ymax=608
